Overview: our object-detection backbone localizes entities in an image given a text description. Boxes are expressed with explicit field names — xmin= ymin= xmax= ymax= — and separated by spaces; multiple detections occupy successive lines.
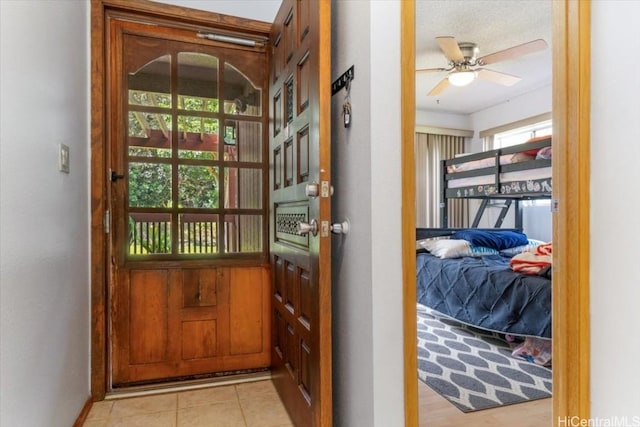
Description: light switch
xmin=59 ymin=143 xmax=70 ymax=173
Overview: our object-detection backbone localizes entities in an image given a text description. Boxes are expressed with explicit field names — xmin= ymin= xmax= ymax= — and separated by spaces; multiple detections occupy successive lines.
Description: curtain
xmin=483 ymin=134 xmax=494 ymax=151
xmin=415 ymin=133 xmax=468 ymax=228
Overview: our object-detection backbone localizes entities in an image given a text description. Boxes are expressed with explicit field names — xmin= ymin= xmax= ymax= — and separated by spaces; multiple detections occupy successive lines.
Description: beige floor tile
xmin=86 ymin=400 xmax=114 ymax=420
xmin=107 ymin=410 xmax=176 ymax=427
xmin=110 ymin=393 xmax=177 ymax=419
xmin=178 ymin=385 xmax=238 ymax=409
xmin=82 ymin=420 xmax=109 ymax=427
xmin=235 ymin=380 xmax=278 ymax=401
xmin=240 ymin=395 xmax=292 ymax=427
xmin=178 ymin=401 xmax=245 ymax=427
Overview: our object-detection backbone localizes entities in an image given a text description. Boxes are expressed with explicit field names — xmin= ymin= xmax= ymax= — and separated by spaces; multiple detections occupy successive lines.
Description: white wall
xmin=522 ymin=202 xmax=552 ymax=242
xmin=330 ymin=0 xmax=373 ymax=424
xmin=470 ymin=84 xmax=552 ymax=150
xmin=415 ymin=109 xmax=470 ymax=130
xmin=590 ymin=1 xmax=640 ymax=418
xmin=151 ymin=0 xmax=280 ymax=22
xmin=368 ymin=2 xmax=404 ymax=425
xmin=0 ymin=2 xmax=90 ymax=427
xmin=331 ymin=1 xmax=403 ymax=426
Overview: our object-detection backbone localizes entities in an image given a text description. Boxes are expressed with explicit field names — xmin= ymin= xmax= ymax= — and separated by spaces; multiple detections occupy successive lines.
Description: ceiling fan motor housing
xmin=457 ymin=42 xmax=479 ymax=64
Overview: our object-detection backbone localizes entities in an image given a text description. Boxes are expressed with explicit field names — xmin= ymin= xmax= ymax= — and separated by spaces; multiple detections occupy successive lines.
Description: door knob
xmin=305 ymin=182 xmax=334 ymax=198
xmin=331 ymin=220 xmax=350 ymax=235
xmin=297 ymin=219 xmax=318 ymax=236
xmin=305 ymin=182 xmax=319 ymax=198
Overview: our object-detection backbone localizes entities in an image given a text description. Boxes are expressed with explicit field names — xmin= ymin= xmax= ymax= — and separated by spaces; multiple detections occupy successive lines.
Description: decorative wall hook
xmin=331 ymin=65 xmax=354 ymax=96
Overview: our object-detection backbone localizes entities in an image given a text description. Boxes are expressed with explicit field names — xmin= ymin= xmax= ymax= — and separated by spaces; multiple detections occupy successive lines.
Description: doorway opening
xmin=402 ymin=0 xmax=591 ymax=425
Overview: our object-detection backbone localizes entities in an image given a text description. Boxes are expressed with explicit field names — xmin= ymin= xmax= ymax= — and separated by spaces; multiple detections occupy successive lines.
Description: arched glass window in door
xmin=125 ymin=51 xmax=265 ymax=258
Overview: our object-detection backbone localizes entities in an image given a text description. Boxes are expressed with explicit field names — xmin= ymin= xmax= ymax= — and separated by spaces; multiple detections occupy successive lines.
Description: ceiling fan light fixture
xmin=448 ymin=70 xmax=476 ymax=87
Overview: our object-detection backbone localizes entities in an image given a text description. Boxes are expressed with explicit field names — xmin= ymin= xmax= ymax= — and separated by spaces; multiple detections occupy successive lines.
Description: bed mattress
xmin=448 ymin=167 xmax=552 ymax=189
xmin=416 ymin=251 xmax=551 ymax=338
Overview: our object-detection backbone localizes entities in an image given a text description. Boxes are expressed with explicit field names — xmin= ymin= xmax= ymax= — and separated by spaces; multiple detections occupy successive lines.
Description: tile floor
xmin=83 ymin=380 xmax=293 ymax=427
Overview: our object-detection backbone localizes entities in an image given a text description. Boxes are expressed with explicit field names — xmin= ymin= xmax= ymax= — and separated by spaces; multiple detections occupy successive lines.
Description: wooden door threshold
xmin=105 ymin=370 xmax=271 ymax=400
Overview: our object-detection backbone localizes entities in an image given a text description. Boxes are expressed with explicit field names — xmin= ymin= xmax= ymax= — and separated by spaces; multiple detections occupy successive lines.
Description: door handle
xmin=297 ymin=219 xmax=318 ymax=236
xmin=331 ymin=220 xmax=350 ymax=235
xmin=305 ymin=183 xmax=319 ymax=198
xmin=305 ymin=182 xmax=334 ymax=198
xmin=110 ymin=169 xmax=125 ymax=182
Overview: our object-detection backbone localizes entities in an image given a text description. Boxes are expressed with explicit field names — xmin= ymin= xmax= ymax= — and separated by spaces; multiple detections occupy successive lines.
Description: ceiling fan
xmin=417 ymin=36 xmax=548 ymax=96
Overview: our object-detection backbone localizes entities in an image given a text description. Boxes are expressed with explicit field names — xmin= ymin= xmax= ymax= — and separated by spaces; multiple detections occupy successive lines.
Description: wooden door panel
xmin=113 ymin=268 xmax=180 ymax=384
xmin=297 ymin=126 xmax=310 ymax=182
xmin=299 ymin=269 xmax=312 ymax=328
xmin=285 ymin=261 xmax=297 ymax=312
xmin=284 ymin=9 xmax=296 ymax=65
xmin=300 ymin=340 xmax=312 ymax=401
xmin=181 ymin=320 xmax=218 ymax=360
xmin=183 ymin=269 xmax=217 ymax=308
xmin=229 ymin=268 xmax=269 ymax=356
xmin=269 ymin=0 xmax=331 ymax=425
xmin=113 ymin=265 xmax=270 ymax=385
xmin=129 ymin=270 xmax=169 ymax=364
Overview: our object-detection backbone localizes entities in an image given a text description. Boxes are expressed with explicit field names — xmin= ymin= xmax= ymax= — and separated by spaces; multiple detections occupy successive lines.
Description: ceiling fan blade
xmin=436 ymin=36 xmax=464 ymax=62
xmin=478 ymin=39 xmax=548 ymax=65
xmin=477 ymin=68 xmax=521 ymax=86
xmin=416 ymin=67 xmax=447 ymax=73
xmin=428 ymin=78 xmax=450 ymax=96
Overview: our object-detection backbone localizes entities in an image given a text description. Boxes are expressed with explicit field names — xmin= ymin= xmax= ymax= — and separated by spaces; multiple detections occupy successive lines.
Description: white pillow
xmin=416 ymin=236 xmax=448 ymax=250
xmin=419 ymin=238 xmax=500 ymax=259
xmin=420 ymin=239 xmax=471 ymax=259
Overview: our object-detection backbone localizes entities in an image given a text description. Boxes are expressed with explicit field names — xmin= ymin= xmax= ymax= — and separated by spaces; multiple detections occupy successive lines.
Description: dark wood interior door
xmin=108 ymin=18 xmax=270 ymax=387
xmin=269 ymin=0 xmax=332 ymax=426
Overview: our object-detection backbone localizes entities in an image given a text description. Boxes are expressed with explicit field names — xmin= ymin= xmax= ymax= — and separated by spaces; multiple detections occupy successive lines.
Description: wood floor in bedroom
xmin=418 ymin=380 xmax=552 ymax=427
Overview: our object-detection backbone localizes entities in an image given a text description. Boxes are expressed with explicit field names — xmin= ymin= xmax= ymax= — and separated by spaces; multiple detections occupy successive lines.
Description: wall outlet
xmin=59 ymin=143 xmax=70 ymax=173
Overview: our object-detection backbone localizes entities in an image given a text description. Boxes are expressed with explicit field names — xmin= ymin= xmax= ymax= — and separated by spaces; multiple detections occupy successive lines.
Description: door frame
xmin=89 ymin=0 xmax=272 ymax=399
xmin=401 ymin=0 xmax=591 ymax=425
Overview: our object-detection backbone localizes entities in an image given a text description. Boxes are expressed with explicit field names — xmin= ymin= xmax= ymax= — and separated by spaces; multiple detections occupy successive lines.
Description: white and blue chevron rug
xmin=417 ymin=303 xmax=552 ymax=412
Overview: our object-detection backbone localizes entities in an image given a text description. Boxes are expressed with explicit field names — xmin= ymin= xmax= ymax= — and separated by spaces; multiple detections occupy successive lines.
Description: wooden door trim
xmin=551 ymin=0 xmax=591 ymax=420
xmin=401 ymin=0 xmax=591 ymax=425
xmin=317 ymin=1 xmax=333 ymax=425
xmin=400 ymin=0 xmax=417 ymax=425
xmin=90 ymin=0 xmax=108 ymax=400
xmin=90 ymin=0 xmax=271 ymax=400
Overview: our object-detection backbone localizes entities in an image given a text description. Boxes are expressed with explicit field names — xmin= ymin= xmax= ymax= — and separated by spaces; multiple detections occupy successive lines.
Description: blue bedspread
xmin=416 ymin=252 xmax=551 ymax=338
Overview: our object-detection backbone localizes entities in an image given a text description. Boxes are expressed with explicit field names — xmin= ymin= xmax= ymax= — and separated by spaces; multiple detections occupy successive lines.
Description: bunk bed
xmin=416 ymin=136 xmax=553 ymax=339
xmin=440 ymin=135 xmax=552 ymax=229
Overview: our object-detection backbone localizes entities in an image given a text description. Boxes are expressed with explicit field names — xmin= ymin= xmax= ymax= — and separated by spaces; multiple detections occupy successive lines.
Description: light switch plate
xmin=59 ymin=143 xmax=70 ymax=173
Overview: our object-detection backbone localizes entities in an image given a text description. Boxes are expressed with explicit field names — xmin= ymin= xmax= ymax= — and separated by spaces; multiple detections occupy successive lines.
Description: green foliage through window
xmin=125 ymin=53 xmax=264 ymax=257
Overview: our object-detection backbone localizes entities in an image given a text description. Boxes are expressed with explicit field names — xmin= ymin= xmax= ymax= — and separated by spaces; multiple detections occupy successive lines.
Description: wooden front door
xmin=269 ymin=0 xmax=332 ymax=426
xmin=107 ymin=17 xmax=271 ymax=387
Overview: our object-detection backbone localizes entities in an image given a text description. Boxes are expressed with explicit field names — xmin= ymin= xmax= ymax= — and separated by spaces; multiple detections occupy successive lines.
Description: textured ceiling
xmin=415 ymin=0 xmax=552 ymax=115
